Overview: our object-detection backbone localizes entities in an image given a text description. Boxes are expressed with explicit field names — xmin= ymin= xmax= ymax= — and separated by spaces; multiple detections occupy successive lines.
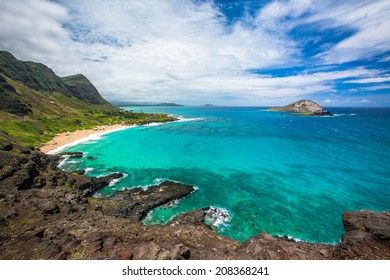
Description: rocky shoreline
xmin=0 ymin=144 xmax=389 ymax=259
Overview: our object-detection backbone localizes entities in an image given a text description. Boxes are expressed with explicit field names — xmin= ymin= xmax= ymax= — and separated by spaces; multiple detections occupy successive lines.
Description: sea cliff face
xmin=0 ymin=142 xmax=388 ymax=260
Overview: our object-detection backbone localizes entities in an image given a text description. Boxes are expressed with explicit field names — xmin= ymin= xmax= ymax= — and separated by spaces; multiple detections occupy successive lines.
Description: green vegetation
xmin=0 ymin=50 xmax=176 ymax=147
xmin=0 ymin=109 xmax=174 ymax=147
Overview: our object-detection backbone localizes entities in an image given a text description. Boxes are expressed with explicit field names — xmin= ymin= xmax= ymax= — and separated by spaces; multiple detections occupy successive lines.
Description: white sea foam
xmin=276 ymin=234 xmax=338 ymax=245
xmin=69 ymin=159 xmax=84 ymax=164
xmin=332 ymin=113 xmax=357 ymax=117
xmin=108 ymin=173 xmax=128 ymax=187
xmin=143 ymin=122 xmax=164 ymax=127
xmin=205 ymin=206 xmax=231 ymax=227
xmin=142 ymin=211 xmax=157 ymax=225
xmin=153 ymin=177 xmax=167 ymax=184
xmin=92 ymin=192 xmax=103 ymax=198
xmin=160 ymin=199 xmax=179 ymax=209
xmin=175 ymin=117 xmax=206 ymax=122
xmin=84 ymin=168 xmax=94 ymax=174
xmin=57 ymin=157 xmax=68 ymax=168
xmin=276 ymin=234 xmax=305 ymax=243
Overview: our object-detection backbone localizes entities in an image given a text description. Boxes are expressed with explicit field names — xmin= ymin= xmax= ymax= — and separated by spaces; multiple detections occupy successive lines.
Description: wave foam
xmin=84 ymin=168 xmax=94 ymax=174
xmin=108 ymin=173 xmax=128 ymax=187
xmin=153 ymin=177 xmax=167 ymax=184
xmin=205 ymin=206 xmax=231 ymax=227
xmin=143 ymin=122 xmax=164 ymax=127
xmin=332 ymin=113 xmax=357 ymax=117
xmin=175 ymin=117 xmax=206 ymax=123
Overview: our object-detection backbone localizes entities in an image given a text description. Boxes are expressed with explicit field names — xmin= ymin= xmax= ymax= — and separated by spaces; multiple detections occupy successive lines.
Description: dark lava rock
xmin=47 ymin=154 xmax=63 ymax=168
xmin=168 ymin=208 xmax=210 ymax=227
xmin=19 ymin=147 xmax=32 ymax=155
xmin=312 ymin=111 xmax=333 ymax=116
xmin=38 ymin=201 xmax=60 ymax=216
xmin=0 ymin=217 xmax=8 ymax=227
xmin=76 ymin=172 xmax=123 ymax=197
xmin=91 ymin=181 xmax=194 ymax=221
xmin=58 ymin=152 xmax=84 ymax=158
xmin=0 ymin=233 xmax=10 ymax=246
xmin=329 ymin=210 xmax=390 ymax=259
xmin=0 ymin=142 xmax=13 ymax=151
xmin=73 ymin=169 xmax=86 ymax=175
xmin=342 ymin=210 xmax=390 ymax=239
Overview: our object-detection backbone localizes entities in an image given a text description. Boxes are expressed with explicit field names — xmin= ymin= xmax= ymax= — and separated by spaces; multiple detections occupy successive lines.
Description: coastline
xmin=39 ymin=124 xmax=132 ymax=154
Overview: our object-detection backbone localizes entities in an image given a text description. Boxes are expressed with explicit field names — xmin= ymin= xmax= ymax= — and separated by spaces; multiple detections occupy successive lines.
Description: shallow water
xmin=62 ymin=106 xmax=390 ymax=243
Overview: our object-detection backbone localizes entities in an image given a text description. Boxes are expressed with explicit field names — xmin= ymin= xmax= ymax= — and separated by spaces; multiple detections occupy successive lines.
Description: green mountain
xmin=0 ymin=51 xmax=112 ymax=115
xmin=0 ymin=50 xmax=174 ymax=147
xmin=110 ymin=100 xmax=184 ymax=107
xmin=61 ymin=74 xmax=110 ymax=105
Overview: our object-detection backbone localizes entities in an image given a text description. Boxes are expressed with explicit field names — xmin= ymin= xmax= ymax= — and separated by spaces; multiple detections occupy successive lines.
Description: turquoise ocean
xmin=61 ymin=106 xmax=390 ymax=243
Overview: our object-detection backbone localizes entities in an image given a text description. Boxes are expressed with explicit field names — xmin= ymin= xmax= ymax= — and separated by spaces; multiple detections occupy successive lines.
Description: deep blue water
xmin=62 ymin=106 xmax=390 ymax=243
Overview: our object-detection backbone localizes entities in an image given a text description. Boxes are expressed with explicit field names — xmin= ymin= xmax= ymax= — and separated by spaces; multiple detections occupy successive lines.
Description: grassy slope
xmin=0 ymin=51 xmax=175 ymax=148
xmin=0 ymin=75 xmax=174 ymax=147
xmin=61 ymin=74 xmax=110 ymax=105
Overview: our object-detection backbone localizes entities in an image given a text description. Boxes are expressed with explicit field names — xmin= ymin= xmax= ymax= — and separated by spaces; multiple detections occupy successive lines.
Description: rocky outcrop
xmin=329 ymin=210 xmax=390 ymax=259
xmin=90 ymin=181 xmax=194 ymax=221
xmin=268 ymin=100 xmax=333 ymax=116
xmin=0 ymin=147 xmax=389 ymax=260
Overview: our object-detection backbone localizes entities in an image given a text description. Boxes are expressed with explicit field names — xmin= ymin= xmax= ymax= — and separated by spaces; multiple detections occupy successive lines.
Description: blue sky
xmin=0 ymin=0 xmax=389 ymax=106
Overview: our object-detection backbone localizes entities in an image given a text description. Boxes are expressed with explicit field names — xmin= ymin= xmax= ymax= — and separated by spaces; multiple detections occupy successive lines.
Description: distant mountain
xmin=110 ymin=101 xmax=184 ymax=107
xmin=268 ymin=100 xmax=332 ymax=116
xmin=0 ymin=50 xmax=114 ymax=117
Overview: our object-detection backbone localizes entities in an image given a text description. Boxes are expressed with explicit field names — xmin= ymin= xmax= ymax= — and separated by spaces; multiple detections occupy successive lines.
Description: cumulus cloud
xmin=0 ymin=0 xmax=81 ymax=72
xmin=310 ymin=0 xmax=390 ymax=63
xmin=0 ymin=0 xmax=388 ymax=105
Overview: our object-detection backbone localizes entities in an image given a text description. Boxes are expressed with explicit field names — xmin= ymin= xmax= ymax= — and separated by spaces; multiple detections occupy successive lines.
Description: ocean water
xmin=61 ymin=106 xmax=390 ymax=243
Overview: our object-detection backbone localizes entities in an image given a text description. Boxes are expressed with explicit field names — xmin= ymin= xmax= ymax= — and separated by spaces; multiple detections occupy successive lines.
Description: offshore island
xmin=0 ymin=51 xmax=389 ymax=260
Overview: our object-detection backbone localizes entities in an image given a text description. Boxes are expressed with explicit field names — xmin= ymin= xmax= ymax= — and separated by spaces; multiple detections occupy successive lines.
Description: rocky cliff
xmin=0 ymin=140 xmax=388 ymax=260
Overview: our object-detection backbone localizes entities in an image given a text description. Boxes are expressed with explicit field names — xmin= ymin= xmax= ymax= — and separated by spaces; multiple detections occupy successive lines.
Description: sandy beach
xmin=39 ymin=124 xmax=131 ymax=154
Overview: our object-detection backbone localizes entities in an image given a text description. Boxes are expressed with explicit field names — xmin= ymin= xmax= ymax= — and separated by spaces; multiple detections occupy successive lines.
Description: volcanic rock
xmin=90 ymin=181 xmax=194 ymax=221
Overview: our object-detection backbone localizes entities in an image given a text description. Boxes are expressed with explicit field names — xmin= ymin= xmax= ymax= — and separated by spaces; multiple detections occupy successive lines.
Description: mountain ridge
xmin=0 ymin=50 xmax=174 ymax=146
xmin=0 ymin=50 xmax=112 ymax=114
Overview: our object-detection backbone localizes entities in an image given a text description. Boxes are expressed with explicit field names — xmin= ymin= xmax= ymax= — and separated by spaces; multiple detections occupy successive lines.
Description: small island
xmin=268 ymin=100 xmax=333 ymax=116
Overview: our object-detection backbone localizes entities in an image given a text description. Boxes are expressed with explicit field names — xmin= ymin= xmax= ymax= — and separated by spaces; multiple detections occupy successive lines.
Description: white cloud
xmin=308 ymin=0 xmax=390 ymax=63
xmin=255 ymin=0 xmax=390 ymax=64
xmin=0 ymin=0 xmax=388 ymax=105
xmin=344 ymin=76 xmax=390 ymax=84
xmin=0 ymin=0 xmax=80 ymax=72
